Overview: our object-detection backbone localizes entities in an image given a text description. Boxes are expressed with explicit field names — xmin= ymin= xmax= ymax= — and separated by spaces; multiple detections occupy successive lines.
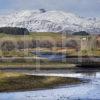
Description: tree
xmin=73 ymin=31 xmax=89 ymax=36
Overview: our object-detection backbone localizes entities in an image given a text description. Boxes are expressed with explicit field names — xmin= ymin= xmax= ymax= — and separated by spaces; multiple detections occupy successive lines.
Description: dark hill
xmin=72 ymin=31 xmax=89 ymax=36
xmin=0 ymin=27 xmax=29 ymax=35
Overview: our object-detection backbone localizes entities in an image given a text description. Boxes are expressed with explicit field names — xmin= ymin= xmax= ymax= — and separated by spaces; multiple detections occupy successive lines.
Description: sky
xmin=0 ymin=0 xmax=100 ymax=18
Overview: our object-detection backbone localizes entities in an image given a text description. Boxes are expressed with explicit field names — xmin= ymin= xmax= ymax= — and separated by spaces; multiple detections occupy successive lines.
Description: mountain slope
xmin=0 ymin=10 xmax=100 ymax=33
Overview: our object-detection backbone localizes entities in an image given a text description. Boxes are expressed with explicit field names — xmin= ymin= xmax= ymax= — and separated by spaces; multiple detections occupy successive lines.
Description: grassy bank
xmin=0 ymin=62 xmax=76 ymax=69
xmin=0 ymin=72 xmax=82 ymax=92
xmin=0 ymin=57 xmax=76 ymax=69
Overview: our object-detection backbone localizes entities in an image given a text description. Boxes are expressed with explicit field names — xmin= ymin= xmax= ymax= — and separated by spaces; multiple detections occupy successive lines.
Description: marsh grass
xmin=0 ymin=72 xmax=82 ymax=92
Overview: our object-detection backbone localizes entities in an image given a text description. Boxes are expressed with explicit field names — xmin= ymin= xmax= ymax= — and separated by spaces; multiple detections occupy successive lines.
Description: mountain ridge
xmin=0 ymin=9 xmax=100 ymax=34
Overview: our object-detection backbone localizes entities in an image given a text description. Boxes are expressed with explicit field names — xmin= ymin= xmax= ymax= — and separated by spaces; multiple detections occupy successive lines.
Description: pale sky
xmin=0 ymin=0 xmax=100 ymax=18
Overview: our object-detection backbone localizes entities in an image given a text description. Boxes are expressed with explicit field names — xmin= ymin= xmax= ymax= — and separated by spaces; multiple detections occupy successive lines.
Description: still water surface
xmin=0 ymin=68 xmax=100 ymax=100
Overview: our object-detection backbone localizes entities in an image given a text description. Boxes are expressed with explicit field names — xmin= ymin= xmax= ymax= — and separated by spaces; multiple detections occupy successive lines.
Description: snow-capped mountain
xmin=0 ymin=9 xmax=100 ymax=33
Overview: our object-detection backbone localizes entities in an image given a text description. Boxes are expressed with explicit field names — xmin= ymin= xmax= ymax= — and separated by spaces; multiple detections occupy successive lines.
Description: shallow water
xmin=0 ymin=68 xmax=100 ymax=100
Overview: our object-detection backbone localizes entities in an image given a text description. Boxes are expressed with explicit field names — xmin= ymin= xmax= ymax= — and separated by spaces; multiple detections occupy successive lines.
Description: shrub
xmin=1 ymin=41 xmax=15 ymax=51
